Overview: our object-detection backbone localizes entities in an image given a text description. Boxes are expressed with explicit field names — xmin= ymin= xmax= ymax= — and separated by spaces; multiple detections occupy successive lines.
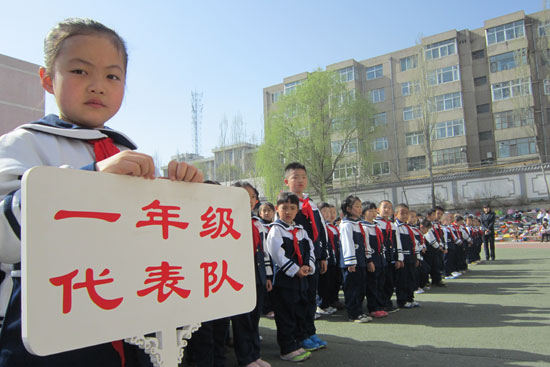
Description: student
xmin=375 ymin=200 xmax=399 ymax=312
xmin=259 ymin=202 xmax=275 ymax=224
xmin=0 ymin=18 xmax=203 ymax=367
xmin=361 ymin=202 xmax=388 ymax=318
xmin=317 ymin=203 xmax=341 ymax=315
xmin=266 ymin=192 xmax=315 ymax=362
xmin=425 ymin=209 xmax=446 ymax=287
xmin=283 ymin=162 xmax=328 ymax=350
xmin=339 ymin=195 xmax=374 ymax=323
xmin=257 ymin=202 xmax=275 ymax=319
xmin=481 ymin=204 xmax=496 ymax=261
xmin=231 ymin=182 xmax=272 ymax=367
xmin=415 ymin=218 xmax=433 ymax=293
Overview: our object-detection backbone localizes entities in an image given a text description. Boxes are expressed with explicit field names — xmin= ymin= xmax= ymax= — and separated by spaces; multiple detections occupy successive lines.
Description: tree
xmin=257 ymin=69 xmax=374 ymax=201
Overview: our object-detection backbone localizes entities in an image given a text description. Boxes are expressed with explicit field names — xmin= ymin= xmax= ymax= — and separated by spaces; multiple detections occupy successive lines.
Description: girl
xmin=259 ymin=202 xmax=275 ymax=224
xmin=339 ymin=195 xmax=374 ymax=323
xmin=0 ymin=18 xmax=202 ymax=367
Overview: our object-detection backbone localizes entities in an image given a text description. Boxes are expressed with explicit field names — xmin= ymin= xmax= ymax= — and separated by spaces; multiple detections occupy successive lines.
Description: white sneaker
xmin=412 ymin=301 xmax=420 ymax=307
xmin=452 ymin=271 xmax=462 ymax=277
xmin=316 ymin=306 xmax=329 ymax=315
xmin=324 ymin=306 xmax=337 ymax=314
xmin=403 ymin=302 xmax=414 ymax=309
xmin=314 ymin=312 xmax=322 ymax=319
xmin=414 ymin=288 xmax=425 ymax=294
xmin=350 ymin=314 xmax=372 ymax=323
xmin=445 ymin=275 xmax=457 ymax=280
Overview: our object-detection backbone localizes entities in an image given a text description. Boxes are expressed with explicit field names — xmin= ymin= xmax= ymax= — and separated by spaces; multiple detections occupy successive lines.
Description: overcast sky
xmin=0 ymin=0 xmax=541 ymax=164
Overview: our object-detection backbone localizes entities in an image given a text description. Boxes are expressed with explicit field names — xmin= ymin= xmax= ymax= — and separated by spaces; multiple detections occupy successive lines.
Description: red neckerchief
xmin=299 ymin=197 xmax=318 ymax=241
xmin=452 ymin=224 xmax=463 ymax=240
xmin=252 ymin=219 xmax=262 ymax=252
xmin=404 ymin=223 xmax=416 ymax=254
xmin=88 ymin=137 xmax=120 ymax=161
xmin=326 ymin=224 xmax=336 ymax=252
xmin=88 ymin=137 xmax=125 ymax=367
xmin=374 ymin=225 xmax=383 ymax=254
xmin=358 ymin=222 xmax=368 ymax=251
xmin=290 ymin=227 xmax=304 ymax=266
xmin=379 ymin=219 xmax=393 ymax=243
xmin=432 ymin=224 xmax=441 ymax=243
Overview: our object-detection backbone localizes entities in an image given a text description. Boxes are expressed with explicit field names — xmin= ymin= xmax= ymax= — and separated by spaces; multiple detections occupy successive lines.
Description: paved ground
xmin=249 ymin=242 xmax=550 ymax=367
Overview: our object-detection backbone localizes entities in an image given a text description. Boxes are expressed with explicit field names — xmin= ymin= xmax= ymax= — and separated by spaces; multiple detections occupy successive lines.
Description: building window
xmin=373 ymin=137 xmax=389 ymax=151
xmin=403 ymin=106 xmax=422 ymax=121
xmin=400 ymin=55 xmax=418 ymax=71
xmin=498 ymin=137 xmax=536 ymax=158
xmin=427 ymin=65 xmax=460 ymax=85
xmin=407 ymin=156 xmax=426 ymax=171
xmin=494 ymin=109 xmax=534 ymax=129
xmin=472 ymin=49 xmax=485 ymax=59
xmin=425 ymin=39 xmax=456 ymax=60
xmin=284 ymin=80 xmax=303 ymax=95
xmin=373 ymin=161 xmax=390 ymax=175
xmin=434 ymin=119 xmax=465 ymax=139
xmin=337 ymin=66 xmax=355 ymax=82
xmin=486 ymin=20 xmax=525 ymax=45
xmin=491 ymin=78 xmax=531 ymax=101
xmin=366 ymin=64 xmax=383 ymax=80
xmin=433 ymin=147 xmax=466 ymax=166
xmin=489 ymin=49 xmax=527 ymax=73
xmin=369 ymin=88 xmax=385 ymax=103
xmin=477 ymin=103 xmax=490 ymax=114
xmin=539 ymin=21 xmax=550 ymax=37
xmin=331 ymin=139 xmax=358 ymax=155
xmin=406 ymin=131 xmax=424 ymax=146
xmin=333 ymin=163 xmax=358 ymax=180
xmin=271 ymin=91 xmax=283 ymax=103
xmin=479 ymin=131 xmax=492 ymax=141
xmin=332 ymin=89 xmax=356 ymax=107
xmin=474 ymin=76 xmax=487 ymax=86
xmin=402 ymin=81 xmax=419 ymax=96
xmin=545 ymin=79 xmax=550 ymax=95
xmin=434 ymin=92 xmax=462 ymax=112
xmin=373 ymin=112 xmax=387 ymax=126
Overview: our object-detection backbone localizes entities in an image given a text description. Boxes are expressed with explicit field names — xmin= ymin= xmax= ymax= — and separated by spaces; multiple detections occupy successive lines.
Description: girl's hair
xmin=341 ymin=195 xmax=360 ymax=217
xmin=419 ymin=218 xmax=432 ymax=228
xmin=233 ymin=181 xmax=259 ymax=199
xmin=318 ymin=201 xmax=333 ymax=211
xmin=44 ymin=18 xmax=128 ymax=73
xmin=277 ymin=192 xmax=299 ymax=206
xmin=362 ymin=201 xmax=377 ymax=215
xmin=259 ymin=202 xmax=275 ymax=212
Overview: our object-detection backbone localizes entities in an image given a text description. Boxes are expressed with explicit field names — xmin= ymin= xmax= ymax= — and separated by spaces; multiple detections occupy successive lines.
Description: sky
xmin=0 ymin=0 xmax=542 ymax=165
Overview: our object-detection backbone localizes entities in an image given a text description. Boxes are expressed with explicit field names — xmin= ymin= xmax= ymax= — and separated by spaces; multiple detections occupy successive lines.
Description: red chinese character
xmin=136 ymin=200 xmax=189 ymax=239
xmin=200 ymin=260 xmax=244 ymax=298
xmin=54 ymin=210 xmax=121 ymax=222
xmin=200 ymin=207 xmax=241 ymax=240
xmin=137 ymin=261 xmax=191 ymax=302
xmin=49 ymin=268 xmax=123 ymax=314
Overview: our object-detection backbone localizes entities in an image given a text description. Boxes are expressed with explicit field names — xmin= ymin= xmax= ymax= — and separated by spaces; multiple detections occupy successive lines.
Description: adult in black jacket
xmin=481 ymin=204 xmax=496 ymax=261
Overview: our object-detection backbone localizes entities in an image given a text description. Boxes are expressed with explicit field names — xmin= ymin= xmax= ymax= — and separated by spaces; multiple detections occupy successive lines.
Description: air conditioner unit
xmin=487 ymin=152 xmax=493 ymax=158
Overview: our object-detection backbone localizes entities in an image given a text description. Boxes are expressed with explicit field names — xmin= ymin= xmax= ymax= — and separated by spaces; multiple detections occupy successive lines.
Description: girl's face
xmin=40 ymin=35 xmax=125 ymax=129
xmin=259 ymin=205 xmax=274 ymax=222
xmin=244 ymin=186 xmax=258 ymax=211
xmin=363 ymin=208 xmax=377 ymax=222
xmin=348 ymin=199 xmax=362 ymax=219
xmin=321 ymin=207 xmax=333 ymax=223
xmin=330 ymin=207 xmax=338 ymax=222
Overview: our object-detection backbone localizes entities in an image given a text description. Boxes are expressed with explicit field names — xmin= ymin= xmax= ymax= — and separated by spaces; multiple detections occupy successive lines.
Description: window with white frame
xmin=369 ymin=88 xmax=385 ymax=103
xmin=407 ymin=156 xmax=426 ymax=171
xmin=545 ymin=79 xmax=550 ymax=95
xmin=427 ymin=65 xmax=460 ymax=86
xmin=401 ymin=81 xmax=420 ymax=96
xmin=486 ymin=20 xmax=525 ymax=45
xmin=366 ymin=64 xmax=383 ymax=80
xmin=406 ymin=131 xmax=424 ymax=146
xmin=332 ymin=89 xmax=356 ymax=107
xmin=425 ymin=39 xmax=456 ymax=60
xmin=434 ymin=119 xmax=465 ymax=139
xmin=373 ymin=112 xmax=387 ymax=126
xmin=284 ymin=80 xmax=303 ymax=95
xmin=494 ymin=109 xmax=534 ymax=129
xmin=433 ymin=146 xmax=466 ymax=166
xmin=373 ymin=161 xmax=390 ymax=175
xmin=491 ymin=78 xmax=531 ymax=101
xmin=333 ymin=163 xmax=358 ymax=180
xmin=403 ymin=106 xmax=422 ymax=121
xmin=337 ymin=66 xmax=355 ymax=82
xmin=373 ymin=137 xmax=389 ymax=151
xmin=498 ymin=137 xmax=536 ymax=158
xmin=539 ymin=20 xmax=550 ymax=37
xmin=271 ymin=91 xmax=283 ymax=103
xmin=433 ymin=92 xmax=462 ymax=112
xmin=331 ymin=138 xmax=358 ymax=155
xmin=489 ymin=49 xmax=527 ymax=73
xmin=400 ymin=55 xmax=418 ymax=71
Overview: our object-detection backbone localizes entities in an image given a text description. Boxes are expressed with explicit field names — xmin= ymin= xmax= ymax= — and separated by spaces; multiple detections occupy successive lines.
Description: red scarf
xmin=299 ymin=197 xmax=318 ymax=241
xmin=88 ymin=137 xmax=125 ymax=367
xmin=326 ymin=224 xmax=337 ymax=252
xmin=252 ymin=219 xmax=262 ymax=252
xmin=404 ymin=224 xmax=416 ymax=254
xmin=358 ymin=223 xmax=368 ymax=252
xmin=374 ymin=225 xmax=383 ymax=254
xmin=290 ymin=227 xmax=304 ymax=266
xmin=380 ymin=219 xmax=393 ymax=243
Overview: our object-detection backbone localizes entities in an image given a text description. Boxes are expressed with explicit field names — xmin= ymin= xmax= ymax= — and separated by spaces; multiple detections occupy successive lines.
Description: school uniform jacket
xmin=410 ymin=225 xmax=426 ymax=260
xmin=339 ymin=217 xmax=372 ymax=268
xmin=252 ymin=216 xmax=273 ymax=286
xmin=394 ymin=219 xmax=420 ymax=263
xmin=361 ymin=221 xmax=386 ymax=268
xmin=293 ymin=194 xmax=329 ymax=262
xmin=266 ymin=219 xmax=315 ymax=290
xmin=325 ymin=222 xmax=341 ymax=267
xmin=375 ymin=216 xmax=397 ymax=263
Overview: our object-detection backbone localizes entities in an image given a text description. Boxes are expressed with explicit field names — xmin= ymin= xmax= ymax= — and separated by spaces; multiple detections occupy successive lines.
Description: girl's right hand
xmin=96 ymin=151 xmax=156 ymax=179
xmin=347 ymin=265 xmax=356 ymax=272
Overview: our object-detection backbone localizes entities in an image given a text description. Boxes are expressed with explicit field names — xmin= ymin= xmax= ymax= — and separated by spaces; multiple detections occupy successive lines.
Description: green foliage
xmin=257 ymin=69 xmax=374 ymax=201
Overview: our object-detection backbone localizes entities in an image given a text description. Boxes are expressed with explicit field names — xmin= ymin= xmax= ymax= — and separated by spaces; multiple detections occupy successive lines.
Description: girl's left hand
xmin=166 ymin=160 xmax=204 ymax=182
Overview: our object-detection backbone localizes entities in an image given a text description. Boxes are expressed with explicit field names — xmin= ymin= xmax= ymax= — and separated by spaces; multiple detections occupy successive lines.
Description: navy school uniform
xmin=318 ymin=222 xmax=343 ymax=309
xmin=339 ymin=217 xmax=372 ymax=319
xmin=375 ymin=216 xmax=397 ymax=308
xmin=266 ymin=220 xmax=315 ymax=355
xmin=443 ymin=225 xmax=458 ymax=277
xmin=394 ymin=220 xmax=420 ymax=307
xmin=361 ymin=221 xmax=386 ymax=313
xmin=411 ymin=226 xmax=430 ymax=289
xmin=292 ymin=195 xmax=327 ymax=338
xmin=454 ymin=224 xmax=470 ymax=271
xmin=425 ymin=224 xmax=444 ymax=285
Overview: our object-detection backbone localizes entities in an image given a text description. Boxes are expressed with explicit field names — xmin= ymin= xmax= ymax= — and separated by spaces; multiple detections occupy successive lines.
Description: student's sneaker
xmin=255 ymin=358 xmax=271 ymax=367
xmin=309 ymin=334 xmax=327 ymax=348
xmin=445 ymin=275 xmax=458 ymax=280
xmin=265 ymin=311 xmax=275 ymax=319
xmin=412 ymin=301 xmax=421 ymax=307
xmin=424 ymin=285 xmax=431 ymax=291
xmin=302 ymin=337 xmax=321 ymax=351
xmin=402 ymin=302 xmax=414 ymax=309
xmin=314 ymin=312 xmax=322 ymax=319
xmin=452 ymin=271 xmax=462 ymax=277
xmin=325 ymin=306 xmax=338 ymax=314
xmin=280 ymin=349 xmax=311 ymax=362
xmin=350 ymin=314 xmax=372 ymax=323
xmin=369 ymin=310 xmax=388 ymax=318
xmin=316 ymin=306 xmax=330 ymax=315
xmin=414 ymin=288 xmax=425 ymax=294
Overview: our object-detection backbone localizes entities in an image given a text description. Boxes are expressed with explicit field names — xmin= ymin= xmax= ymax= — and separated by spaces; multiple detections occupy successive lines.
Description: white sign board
xmin=21 ymin=166 xmax=255 ymax=365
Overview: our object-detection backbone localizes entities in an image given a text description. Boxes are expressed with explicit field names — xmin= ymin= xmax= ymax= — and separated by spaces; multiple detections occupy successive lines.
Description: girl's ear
xmin=39 ymin=67 xmax=54 ymax=94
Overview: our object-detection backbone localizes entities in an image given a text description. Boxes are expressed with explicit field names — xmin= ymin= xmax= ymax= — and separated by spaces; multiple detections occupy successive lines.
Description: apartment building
xmin=263 ymin=9 xmax=550 ymax=207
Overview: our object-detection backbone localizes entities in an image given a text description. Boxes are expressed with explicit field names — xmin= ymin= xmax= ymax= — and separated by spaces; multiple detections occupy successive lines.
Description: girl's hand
xmin=367 ymin=262 xmax=375 ymax=273
xmin=266 ymin=279 xmax=273 ymax=292
xmin=96 ymin=151 xmax=155 ymax=179
xmin=167 ymin=160 xmax=204 ymax=182
xmin=395 ymin=261 xmax=404 ymax=269
xmin=347 ymin=265 xmax=356 ymax=273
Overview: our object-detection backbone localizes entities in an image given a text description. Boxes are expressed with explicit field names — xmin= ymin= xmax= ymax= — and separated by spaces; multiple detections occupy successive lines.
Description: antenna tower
xmin=191 ymin=91 xmax=203 ymax=155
